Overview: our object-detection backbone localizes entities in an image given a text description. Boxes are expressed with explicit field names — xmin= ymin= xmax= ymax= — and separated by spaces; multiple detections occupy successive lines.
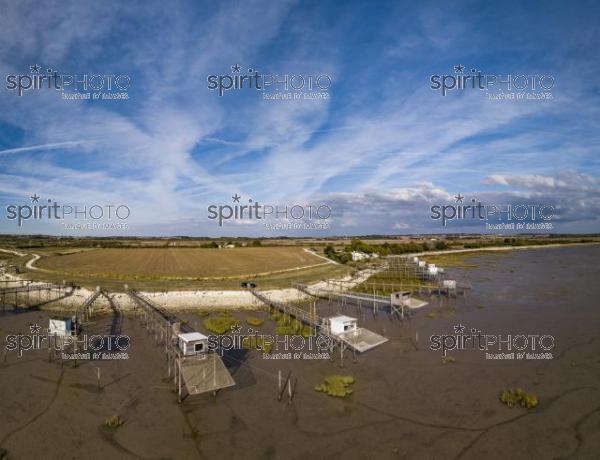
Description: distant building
xmin=351 ymin=251 xmax=379 ymax=261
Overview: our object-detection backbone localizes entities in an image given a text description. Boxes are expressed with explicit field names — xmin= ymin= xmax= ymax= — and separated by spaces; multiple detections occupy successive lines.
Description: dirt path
xmin=303 ymin=248 xmax=339 ymax=265
xmin=25 ymin=253 xmax=41 ymax=270
xmin=0 ymin=248 xmax=26 ymax=257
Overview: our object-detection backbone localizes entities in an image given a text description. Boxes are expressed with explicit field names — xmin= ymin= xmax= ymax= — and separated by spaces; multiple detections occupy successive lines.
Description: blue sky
xmin=0 ymin=0 xmax=598 ymax=236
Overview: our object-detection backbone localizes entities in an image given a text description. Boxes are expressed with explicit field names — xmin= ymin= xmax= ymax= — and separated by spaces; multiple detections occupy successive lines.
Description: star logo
xmin=230 ymin=324 xmax=242 ymax=334
xmin=232 ymin=193 xmax=241 ymax=203
xmin=231 ymin=64 xmax=241 ymax=73
xmin=453 ymin=324 xmax=466 ymax=334
xmin=29 ymin=323 xmax=42 ymax=334
xmin=454 ymin=64 xmax=465 ymax=73
xmin=454 ymin=194 xmax=464 ymax=203
xmin=30 ymin=194 xmax=40 ymax=203
xmin=30 ymin=64 xmax=41 ymax=73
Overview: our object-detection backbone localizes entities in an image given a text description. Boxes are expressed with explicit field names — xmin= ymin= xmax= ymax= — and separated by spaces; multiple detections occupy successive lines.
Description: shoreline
xmin=1 ymin=242 xmax=597 ymax=311
xmin=394 ymin=241 xmax=600 ymax=258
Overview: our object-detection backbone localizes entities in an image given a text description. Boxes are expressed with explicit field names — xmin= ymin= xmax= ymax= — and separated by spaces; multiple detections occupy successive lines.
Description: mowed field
xmin=35 ymin=247 xmax=326 ymax=279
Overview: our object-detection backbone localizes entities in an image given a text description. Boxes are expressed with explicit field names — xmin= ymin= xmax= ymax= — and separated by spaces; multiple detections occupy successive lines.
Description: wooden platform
xmin=338 ymin=328 xmax=388 ymax=352
xmin=181 ymin=353 xmax=235 ymax=395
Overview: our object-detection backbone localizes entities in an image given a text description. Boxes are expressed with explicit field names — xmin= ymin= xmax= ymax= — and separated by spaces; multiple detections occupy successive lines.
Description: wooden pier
xmin=250 ymin=289 xmax=388 ymax=364
xmin=126 ymin=289 xmax=235 ymax=402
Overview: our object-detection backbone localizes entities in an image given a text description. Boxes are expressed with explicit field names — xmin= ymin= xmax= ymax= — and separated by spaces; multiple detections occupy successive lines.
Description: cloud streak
xmin=0 ymin=0 xmax=598 ymax=236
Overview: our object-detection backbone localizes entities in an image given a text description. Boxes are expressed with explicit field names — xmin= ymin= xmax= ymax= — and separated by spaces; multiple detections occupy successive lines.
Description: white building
xmin=325 ymin=315 xmax=358 ymax=335
xmin=178 ymin=332 xmax=208 ymax=356
xmin=48 ymin=317 xmax=74 ymax=337
xmin=351 ymin=251 xmax=379 ymax=261
xmin=427 ymin=263 xmax=439 ymax=277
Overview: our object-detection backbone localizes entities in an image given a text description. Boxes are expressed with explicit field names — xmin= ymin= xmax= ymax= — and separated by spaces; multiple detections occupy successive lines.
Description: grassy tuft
xmin=499 ymin=388 xmax=538 ymax=409
xmin=104 ymin=415 xmax=124 ymax=428
xmin=442 ymin=355 xmax=456 ymax=364
xmin=203 ymin=316 xmax=238 ymax=334
xmin=246 ymin=317 xmax=264 ymax=327
xmin=314 ymin=375 xmax=355 ymax=397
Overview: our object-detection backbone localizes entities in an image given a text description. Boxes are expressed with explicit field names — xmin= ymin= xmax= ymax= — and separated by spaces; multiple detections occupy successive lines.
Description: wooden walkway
xmin=126 ymin=289 xmax=235 ymax=401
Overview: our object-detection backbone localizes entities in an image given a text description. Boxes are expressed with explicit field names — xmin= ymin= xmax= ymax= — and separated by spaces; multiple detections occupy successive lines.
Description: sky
xmin=0 ymin=0 xmax=598 ymax=236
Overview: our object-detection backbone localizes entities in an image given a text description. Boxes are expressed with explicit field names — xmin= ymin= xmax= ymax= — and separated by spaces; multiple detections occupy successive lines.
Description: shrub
xmin=315 ymin=375 xmax=355 ymax=397
xmin=434 ymin=241 xmax=449 ymax=250
xmin=197 ymin=310 xmax=210 ymax=317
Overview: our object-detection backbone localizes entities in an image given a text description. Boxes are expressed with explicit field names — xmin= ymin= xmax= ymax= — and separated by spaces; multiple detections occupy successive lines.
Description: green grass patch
xmin=246 ymin=317 xmax=264 ymax=327
xmin=499 ymin=388 xmax=538 ymax=409
xmin=315 ymin=375 xmax=355 ymax=397
xmin=203 ymin=316 xmax=239 ymax=334
xmin=197 ymin=310 xmax=210 ymax=317
xmin=276 ymin=317 xmax=304 ymax=335
xmin=301 ymin=325 xmax=314 ymax=337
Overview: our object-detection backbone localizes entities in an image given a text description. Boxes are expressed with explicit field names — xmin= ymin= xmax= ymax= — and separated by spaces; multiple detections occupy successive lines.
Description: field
xmin=26 ymin=246 xmax=351 ymax=291
xmin=36 ymin=247 xmax=323 ymax=278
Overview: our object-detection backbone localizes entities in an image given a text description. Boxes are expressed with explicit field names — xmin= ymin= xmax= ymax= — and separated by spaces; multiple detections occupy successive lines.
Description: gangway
xmin=126 ymin=289 xmax=235 ymax=402
xmin=250 ymin=289 xmax=388 ymax=357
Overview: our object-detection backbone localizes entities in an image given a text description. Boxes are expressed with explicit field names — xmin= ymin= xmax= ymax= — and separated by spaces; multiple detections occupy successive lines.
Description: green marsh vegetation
xmin=500 ymin=388 xmax=538 ymax=409
xmin=314 ymin=375 xmax=355 ymax=397
xmin=203 ymin=315 xmax=239 ymax=334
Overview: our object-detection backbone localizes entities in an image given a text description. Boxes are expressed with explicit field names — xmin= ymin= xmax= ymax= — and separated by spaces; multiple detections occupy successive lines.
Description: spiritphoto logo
xmin=208 ymin=324 xmax=333 ymax=360
xmin=3 ymin=194 xmax=131 ymax=229
xmin=5 ymin=64 xmax=131 ymax=100
xmin=4 ymin=323 xmax=131 ymax=360
xmin=207 ymin=64 xmax=332 ymax=101
xmin=207 ymin=193 xmax=332 ymax=229
xmin=430 ymin=323 xmax=555 ymax=360
xmin=430 ymin=193 xmax=555 ymax=230
xmin=430 ymin=64 xmax=554 ymax=100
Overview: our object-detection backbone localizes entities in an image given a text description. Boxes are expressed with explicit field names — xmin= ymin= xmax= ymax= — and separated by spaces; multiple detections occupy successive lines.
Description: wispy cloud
xmin=0 ymin=0 xmax=597 ymax=235
xmin=0 ymin=140 xmax=95 ymax=156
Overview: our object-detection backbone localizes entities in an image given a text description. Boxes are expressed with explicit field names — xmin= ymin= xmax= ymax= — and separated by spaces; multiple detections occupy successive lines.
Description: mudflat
xmin=0 ymin=245 xmax=598 ymax=459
